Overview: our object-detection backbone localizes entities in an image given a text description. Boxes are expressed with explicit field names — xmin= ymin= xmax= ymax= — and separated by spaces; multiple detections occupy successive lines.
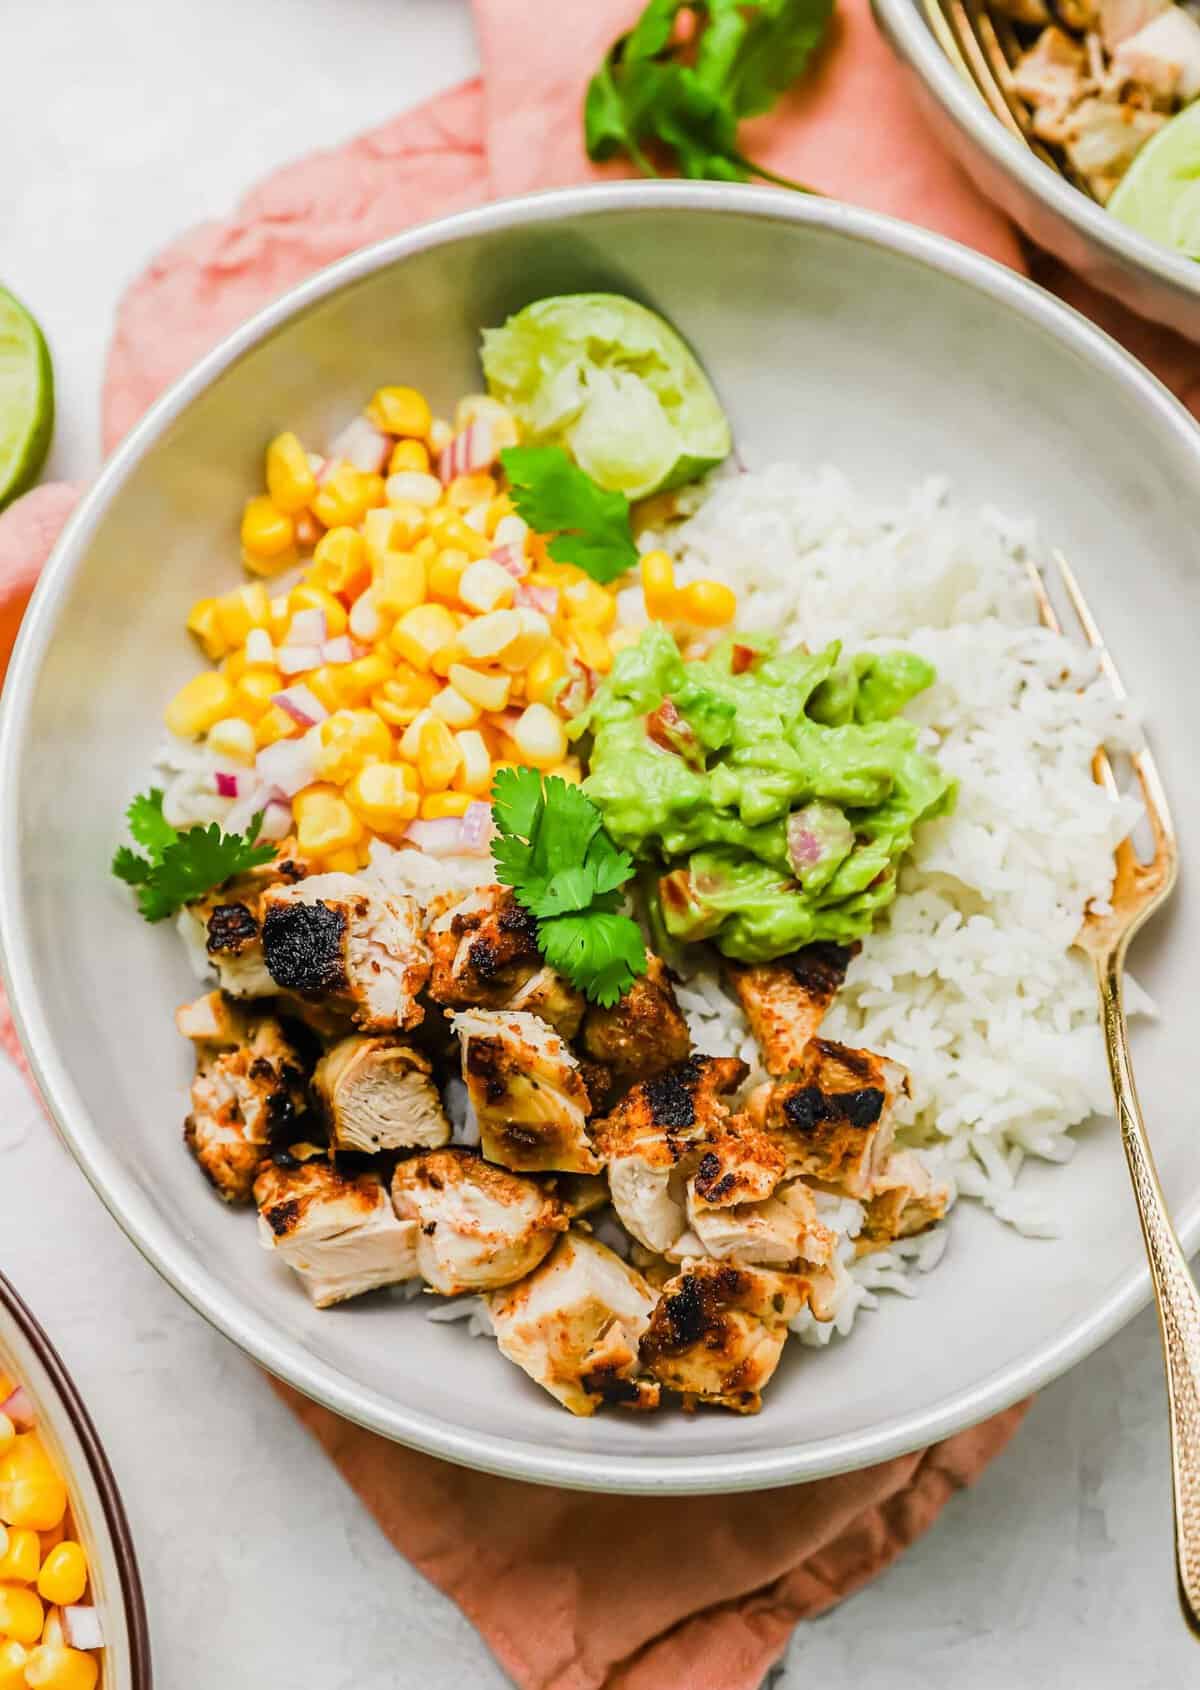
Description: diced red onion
xmin=276 ymin=643 xmax=322 ymax=676
xmin=62 ymin=1607 xmax=104 ymax=1651
xmin=286 ymin=608 xmax=326 ymax=646
xmin=257 ymin=736 xmax=320 ymax=797
xmin=788 ymin=827 xmax=823 ymax=869
xmin=436 ymin=418 xmax=495 ymax=484
xmin=515 ymin=583 xmax=559 ymax=616
xmin=273 ymin=685 xmax=327 ymax=728
xmin=459 ymin=802 xmax=494 ymax=853
xmin=1 ymin=1386 xmax=35 ymax=1430
xmin=321 ymin=634 xmax=355 ymax=666
xmin=258 ymin=798 xmax=294 ymax=842
xmin=329 ymin=417 xmax=390 ymax=473
xmin=491 ymin=543 xmax=529 ymax=581
xmin=404 ymin=818 xmax=469 ymax=857
xmin=786 ymin=803 xmax=854 ymax=881
xmin=214 ymin=771 xmax=241 ymax=799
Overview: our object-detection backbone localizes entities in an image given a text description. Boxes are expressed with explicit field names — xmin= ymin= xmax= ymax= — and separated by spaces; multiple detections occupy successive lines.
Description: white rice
xmin=635 ymin=464 xmax=1145 ymax=1334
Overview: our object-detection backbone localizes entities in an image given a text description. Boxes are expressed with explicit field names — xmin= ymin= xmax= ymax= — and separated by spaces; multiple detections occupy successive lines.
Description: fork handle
xmin=1100 ymin=951 xmax=1200 ymax=1636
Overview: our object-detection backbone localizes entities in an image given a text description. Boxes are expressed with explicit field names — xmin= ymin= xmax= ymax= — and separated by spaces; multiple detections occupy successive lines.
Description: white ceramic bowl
xmin=873 ymin=0 xmax=1200 ymax=340
xmin=3 ymin=185 xmax=1199 ymax=1494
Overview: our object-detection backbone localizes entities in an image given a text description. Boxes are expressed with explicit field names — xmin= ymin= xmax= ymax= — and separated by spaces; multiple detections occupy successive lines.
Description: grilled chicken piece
xmin=451 ymin=1008 xmax=601 ymax=1174
xmin=187 ymin=842 xmax=308 ymax=999
xmin=725 ymin=942 xmax=857 ymax=1077
xmin=1012 ymin=26 xmax=1089 ymax=107
xmin=1049 ymin=97 xmax=1165 ymax=199
xmin=426 ymin=885 xmax=585 ymax=1036
xmin=505 ymin=966 xmax=586 ymax=1040
xmin=579 ymin=955 xmax=691 ymax=1084
xmin=752 ymin=1038 xmax=907 ymax=1199
xmin=177 ymin=992 xmax=309 ymax=1204
xmin=860 ymin=1150 xmax=953 ymax=1249
xmin=555 ymin=1173 xmax=611 ymax=1218
xmin=686 ymin=1177 xmax=847 ymax=1300
xmin=487 ymin=1230 xmax=660 ymax=1415
xmin=390 ymin=1148 xmax=566 ymax=1295
xmin=639 ymin=1260 xmax=809 ymax=1413
xmin=1113 ymin=7 xmax=1200 ymax=99
xmin=591 ymin=1056 xmax=748 ymax=1253
xmin=260 ymin=871 xmax=429 ymax=1032
xmin=254 ymin=1159 xmax=418 ymax=1306
xmin=313 ymin=1035 xmax=449 ymax=1154
xmin=1099 ymin=0 xmax=1168 ymax=49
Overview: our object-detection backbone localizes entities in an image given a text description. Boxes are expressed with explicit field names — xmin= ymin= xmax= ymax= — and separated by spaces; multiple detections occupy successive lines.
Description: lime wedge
xmin=0 ymin=286 xmax=54 ymax=511
xmin=1109 ymin=104 xmax=1200 ymax=260
xmin=481 ymin=293 xmax=731 ymax=500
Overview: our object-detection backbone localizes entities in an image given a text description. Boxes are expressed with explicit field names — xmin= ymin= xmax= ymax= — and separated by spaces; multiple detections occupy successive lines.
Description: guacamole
xmin=575 ymin=627 xmax=955 ymax=961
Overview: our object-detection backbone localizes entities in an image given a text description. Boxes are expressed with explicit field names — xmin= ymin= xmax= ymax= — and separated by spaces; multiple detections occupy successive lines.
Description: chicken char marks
xmin=426 ymin=885 xmax=584 ymax=1037
xmin=725 ymin=941 xmax=858 ymax=1076
xmin=753 ymin=1038 xmax=907 ymax=1198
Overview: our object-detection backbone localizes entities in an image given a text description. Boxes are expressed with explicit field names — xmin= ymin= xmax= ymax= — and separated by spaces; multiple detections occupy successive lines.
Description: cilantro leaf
xmin=112 ymin=789 xmax=276 ymax=923
xmin=501 ymin=446 xmax=638 ymax=585
xmin=538 ymin=910 xmax=648 ymax=1009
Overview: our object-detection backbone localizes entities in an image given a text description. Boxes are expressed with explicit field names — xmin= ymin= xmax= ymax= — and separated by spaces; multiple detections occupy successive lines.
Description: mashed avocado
xmin=575 ymin=627 xmax=954 ymax=961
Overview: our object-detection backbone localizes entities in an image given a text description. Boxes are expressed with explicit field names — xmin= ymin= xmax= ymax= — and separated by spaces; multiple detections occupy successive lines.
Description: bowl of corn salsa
xmin=0 ymin=1274 xmax=150 ymax=1690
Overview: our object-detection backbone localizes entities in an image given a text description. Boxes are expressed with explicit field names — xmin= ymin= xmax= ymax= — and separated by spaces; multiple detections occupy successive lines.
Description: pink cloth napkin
xmin=9 ymin=0 xmax=1190 ymax=1680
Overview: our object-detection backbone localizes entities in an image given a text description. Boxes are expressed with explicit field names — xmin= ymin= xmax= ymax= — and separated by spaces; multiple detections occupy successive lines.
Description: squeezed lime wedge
xmin=1108 ymin=103 xmax=1200 ymax=259
xmin=481 ymin=293 xmax=731 ymax=500
xmin=0 ymin=286 xmax=53 ymax=511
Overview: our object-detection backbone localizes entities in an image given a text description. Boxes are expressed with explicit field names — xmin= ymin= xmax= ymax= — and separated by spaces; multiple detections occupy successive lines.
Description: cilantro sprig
xmin=585 ymin=0 xmax=831 ymax=188
xmin=501 ymin=446 xmax=638 ymax=585
xmin=112 ymin=787 xmax=276 ymax=922
xmin=491 ymin=767 xmax=647 ymax=1007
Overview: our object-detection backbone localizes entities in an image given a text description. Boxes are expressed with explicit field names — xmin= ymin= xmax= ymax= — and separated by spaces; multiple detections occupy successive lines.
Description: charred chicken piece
xmin=686 ymin=1176 xmax=847 ymax=1299
xmin=639 ymin=1259 xmax=809 ymax=1414
xmin=451 ymin=1008 xmax=601 ymax=1175
xmin=254 ymin=1159 xmax=418 ymax=1306
xmin=487 ymin=1230 xmax=661 ymax=1415
xmin=260 ymin=872 xmax=429 ymax=1033
xmin=313 ymin=1035 xmax=449 ymax=1155
xmin=860 ymin=1150 xmax=953 ymax=1249
xmin=186 ymin=842 xmax=307 ymax=999
xmin=725 ymin=942 xmax=858 ymax=1077
xmin=505 ymin=966 xmax=586 ymax=1041
xmin=752 ymin=1038 xmax=907 ymax=1199
xmin=579 ymin=955 xmax=691 ymax=1085
xmin=591 ymin=1056 xmax=748 ymax=1253
xmin=390 ymin=1148 xmax=566 ymax=1296
xmin=177 ymin=991 xmax=310 ymax=1204
xmin=426 ymin=885 xmax=585 ymax=1038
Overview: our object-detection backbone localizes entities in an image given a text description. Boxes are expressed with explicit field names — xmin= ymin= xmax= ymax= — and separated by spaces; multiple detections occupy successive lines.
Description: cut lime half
xmin=0 ymin=286 xmax=54 ymax=511
xmin=1108 ymin=103 xmax=1200 ymax=260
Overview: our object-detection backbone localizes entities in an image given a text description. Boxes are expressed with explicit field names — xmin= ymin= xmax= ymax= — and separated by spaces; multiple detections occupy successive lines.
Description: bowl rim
xmin=872 ymin=0 xmax=1200 ymax=312
xmin=3 ymin=182 xmax=1200 ymax=1494
xmin=0 ymin=1269 xmax=153 ymax=1685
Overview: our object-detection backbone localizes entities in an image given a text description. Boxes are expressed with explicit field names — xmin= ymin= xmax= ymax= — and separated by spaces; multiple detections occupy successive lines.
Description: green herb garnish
xmin=585 ymin=0 xmax=832 ymax=189
xmin=112 ymin=787 xmax=275 ymax=922
xmin=491 ymin=766 xmax=647 ymax=1007
xmin=501 ymin=445 xmax=638 ymax=584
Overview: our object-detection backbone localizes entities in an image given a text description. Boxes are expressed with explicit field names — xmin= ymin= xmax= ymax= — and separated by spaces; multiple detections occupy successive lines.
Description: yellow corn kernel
xmin=0 ymin=1639 xmax=28 ymax=1690
xmin=221 ymin=648 xmax=248 ymax=685
xmin=430 ymin=684 xmax=481 ymax=730
xmin=185 ymin=598 xmax=227 ymax=661
xmin=35 ymin=1544 xmax=86 ymax=1609
xmin=370 ymin=671 xmax=439 ymax=729
xmin=420 ymin=791 xmax=473 ymax=820
xmin=446 ymin=473 xmax=497 ymax=512
xmin=345 ymin=763 xmax=419 ymax=835
xmin=302 ymin=666 xmax=347 ymax=715
xmin=511 ymin=703 xmax=568 ymax=769
xmin=427 ymin=548 xmax=469 ymax=605
xmin=289 ymin=583 xmax=348 ymax=639
xmin=385 ymin=472 xmax=442 ymax=512
xmin=524 ymin=641 xmax=568 ymax=707
xmin=206 ymin=717 xmax=256 ymax=766
xmin=268 ymin=594 xmax=292 ymax=642
xmin=458 ymin=609 xmax=521 ymax=663
xmin=234 ymin=668 xmax=282 ymax=722
xmin=451 ymin=729 xmax=491 ymax=795
xmin=164 ymin=672 xmax=236 ymax=739
xmin=457 ymin=558 xmax=515 ymax=614
xmin=676 ymin=579 xmax=737 ymax=627
xmin=365 ymin=506 xmax=425 ymax=564
xmin=253 ymin=704 xmax=298 ymax=749
xmin=640 ymin=549 xmax=677 ymax=615
xmin=311 ymin=463 xmax=371 ymax=530
xmin=23 ymin=1645 xmax=99 ymax=1690
xmin=375 ymin=552 xmax=427 ymax=617
xmin=428 ymin=512 xmax=491 ymax=560
xmin=562 ymin=578 xmax=617 ymax=632
xmin=293 ymin=786 xmax=363 ymax=855
xmin=0 ymin=1584 xmax=42 ymax=1643
xmin=415 ymin=716 xmax=461 ymax=791
xmin=498 ymin=608 xmax=552 ymax=673
xmin=548 ymin=757 xmax=583 ymax=785
xmin=265 ymin=432 xmax=317 ymax=514
xmin=567 ymin=625 xmax=613 ymax=673
xmin=337 ymin=652 xmax=393 ymax=703
xmin=391 ymin=604 xmax=458 ymax=673
xmin=215 ymin=582 xmax=272 ymax=648
xmin=387 ymin=439 xmax=430 ymax=475
xmin=362 ymin=473 xmax=386 ymax=509
xmin=0 ymin=1528 xmax=38 ymax=1584
xmin=0 ymin=1473 xmax=65 ymax=1535
xmin=447 ymin=664 xmax=511 ymax=714
xmin=314 ymin=710 xmax=392 ymax=785
xmin=240 ymin=494 xmax=296 ymax=563
xmin=485 ymin=494 xmax=514 ymax=535
xmin=308 ymin=526 xmax=368 ymax=598
xmin=366 ymin=386 xmax=432 ymax=439
xmin=413 ymin=534 xmax=439 ymax=567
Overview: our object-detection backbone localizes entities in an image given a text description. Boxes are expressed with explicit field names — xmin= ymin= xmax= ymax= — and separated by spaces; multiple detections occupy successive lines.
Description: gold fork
xmin=1026 ymin=550 xmax=1199 ymax=1632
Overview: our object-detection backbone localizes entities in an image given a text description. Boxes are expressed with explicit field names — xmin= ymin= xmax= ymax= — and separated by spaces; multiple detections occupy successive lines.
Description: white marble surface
xmin=4 ymin=1 xmax=1198 ymax=1684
